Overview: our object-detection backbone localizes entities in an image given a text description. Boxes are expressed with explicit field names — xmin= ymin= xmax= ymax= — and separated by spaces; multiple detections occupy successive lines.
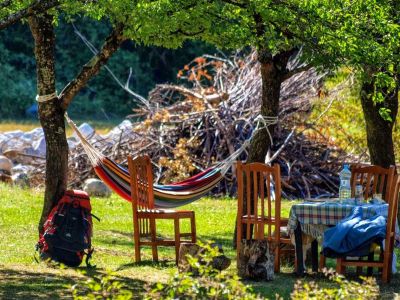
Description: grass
xmin=0 ymin=119 xmax=121 ymax=136
xmin=0 ymin=184 xmax=399 ymax=299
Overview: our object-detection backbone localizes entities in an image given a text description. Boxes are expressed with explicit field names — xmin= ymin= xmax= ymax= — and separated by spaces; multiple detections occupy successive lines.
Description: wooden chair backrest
xmin=236 ymin=162 xmax=282 ymax=240
xmin=128 ymin=155 xmax=155 ymax=211
xmin=386 ymin=174 xmax=399 ymax=250
xmin=350 ymin=164 xmax=395 ymax=202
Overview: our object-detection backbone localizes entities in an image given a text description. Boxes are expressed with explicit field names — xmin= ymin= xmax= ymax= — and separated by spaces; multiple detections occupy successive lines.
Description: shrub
xmin=146 ymin=242 xmax=263 ymax=300
xmin=70 ymin=270 xmax=133 ymax=300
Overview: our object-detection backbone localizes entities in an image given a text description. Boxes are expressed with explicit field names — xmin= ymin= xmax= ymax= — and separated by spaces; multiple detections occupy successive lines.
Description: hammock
xmin=65 ymin=114 xmax=275 ymax=208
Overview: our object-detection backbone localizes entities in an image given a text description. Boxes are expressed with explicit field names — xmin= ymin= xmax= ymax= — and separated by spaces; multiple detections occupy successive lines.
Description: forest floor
xmin=0 ymin=184 xmax=399 ymax=299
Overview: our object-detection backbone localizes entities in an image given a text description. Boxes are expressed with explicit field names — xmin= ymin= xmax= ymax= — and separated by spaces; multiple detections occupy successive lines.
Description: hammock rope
xmin=65 ymin=113 xmax=277 ymax=208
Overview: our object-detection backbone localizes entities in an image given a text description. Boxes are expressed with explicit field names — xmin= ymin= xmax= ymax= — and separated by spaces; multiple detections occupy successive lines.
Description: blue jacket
xmin=322 ymin=206 xmax=386 ymax=258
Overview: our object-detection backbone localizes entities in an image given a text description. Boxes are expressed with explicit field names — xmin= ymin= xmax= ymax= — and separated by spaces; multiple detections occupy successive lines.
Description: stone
xmin=0 ymin=171 xmax=12 ymax=184
xmin=237 ymin=239 xmax=274 ymax=281
xmin=73 ymin=123 xmax=95 ymax=140
xmin=83 ymin=178 xmax=112 ymax=197
xmin=0 ymin=156 xmax=13 ymax=174
xmin=178 ymin=242 xmax=231 ymax=274
xmin=11 ymin=164 xmax=32 ymax=175
xmin=32 ymin=137 xmax=46 ymax=156
xmin=12 ymin=172 xmax=30 ymax=188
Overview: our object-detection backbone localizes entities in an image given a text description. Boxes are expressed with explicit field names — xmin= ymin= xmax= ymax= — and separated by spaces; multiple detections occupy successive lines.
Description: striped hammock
xmin=65 ymin=115 xmax=248 ymax=208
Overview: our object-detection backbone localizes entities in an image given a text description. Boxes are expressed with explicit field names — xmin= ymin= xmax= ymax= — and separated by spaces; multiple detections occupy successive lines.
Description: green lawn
xmin=0 ymin=184 xmax=399 ymax=299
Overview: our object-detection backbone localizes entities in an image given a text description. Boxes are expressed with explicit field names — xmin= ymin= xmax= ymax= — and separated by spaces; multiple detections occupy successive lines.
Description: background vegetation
xmin=0 ymin=16 xmax=215 ymax=119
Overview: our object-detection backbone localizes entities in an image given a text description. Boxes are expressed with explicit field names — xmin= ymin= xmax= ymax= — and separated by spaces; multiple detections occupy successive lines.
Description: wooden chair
xmin=319 ymin=164 xmax=396 ymax=270
xmin=236 ymin=162 xmax=293 ymax=273
xmin=335 ymin=174 xmax=399 ymax=283
xmin=350 ymin=164 xmax=396 ymax=202
xmin=127 ymin=155 xmax=196 ymax=264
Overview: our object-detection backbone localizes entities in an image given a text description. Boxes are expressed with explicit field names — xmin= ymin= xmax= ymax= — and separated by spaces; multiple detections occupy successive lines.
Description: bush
xmin=146 ymin=242 xmax=263 ymax=300
xmin=70 ymin=270 xmax=133 ymax=300
xmin=68 ymin=246 xmax=380 ymax=300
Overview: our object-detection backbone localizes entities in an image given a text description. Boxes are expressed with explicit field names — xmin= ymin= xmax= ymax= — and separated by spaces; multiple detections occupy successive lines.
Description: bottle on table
xmin=339 ymin=164 xmax=351 ymax=201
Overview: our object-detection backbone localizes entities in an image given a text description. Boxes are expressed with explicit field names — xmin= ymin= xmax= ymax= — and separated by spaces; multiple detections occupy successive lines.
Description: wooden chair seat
xmin=241 ymin=215 xmax=288 ymax=226
xmin=137 ymin=209 xmax=195 ymax=219
xmin=128 ymin=155 xmax=196 ymax=265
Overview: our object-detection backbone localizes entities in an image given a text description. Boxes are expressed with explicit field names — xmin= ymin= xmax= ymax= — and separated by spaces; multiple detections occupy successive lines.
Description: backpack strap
xmin=85 ymin=248 xmax=95 ymax=268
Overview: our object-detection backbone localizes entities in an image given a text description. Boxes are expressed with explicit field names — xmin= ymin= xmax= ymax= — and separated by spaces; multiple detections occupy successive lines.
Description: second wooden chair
xmin=236 ymin=162 xmax=292 ymax=273
xmin=128 ymin=155 xmax=196 ymax=264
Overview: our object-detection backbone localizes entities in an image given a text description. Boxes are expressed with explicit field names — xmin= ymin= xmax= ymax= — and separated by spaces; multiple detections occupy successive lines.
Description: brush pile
xmin=23 ymin=51 xmax=361 ymax=198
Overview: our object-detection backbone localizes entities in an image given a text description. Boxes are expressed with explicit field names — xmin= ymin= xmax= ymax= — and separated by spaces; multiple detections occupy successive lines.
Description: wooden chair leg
xmin=150 ymin=218 xmax=158 ymax=262
xmin=366 ymin=252 xmax=374 ymax=276
xmin=190 ymin=213 xmax=196 ymax=243
xmin=319 ymin=254 xmax=326 ymax=271
xmin=134 ymin=218 xmax=141 ymax=263
xmin=237 ymin=220 xmax=242 ymax=266
xmin=274 ymin=243 xmax=280 ymax=273
xmin=174 ymin=217 xmax=180 ymax=265
xmin=336 ymin=258 xmax=345 ymax=274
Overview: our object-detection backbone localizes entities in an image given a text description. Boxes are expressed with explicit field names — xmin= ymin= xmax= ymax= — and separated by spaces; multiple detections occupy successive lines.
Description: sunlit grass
xmin=0 ymin=184 xmax=398 ymax=299
xmin=0 ymin=119 xmax=121 ymax=136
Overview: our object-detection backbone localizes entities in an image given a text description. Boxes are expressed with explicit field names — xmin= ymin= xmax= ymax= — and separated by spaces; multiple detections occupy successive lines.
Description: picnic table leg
xmin=294 ymin=221 xmax=305 ymax=276
xmin=311 ymin=239 xmax=318 ymax=273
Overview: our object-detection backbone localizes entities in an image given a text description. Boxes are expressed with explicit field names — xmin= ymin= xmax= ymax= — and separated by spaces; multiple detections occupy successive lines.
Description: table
xmin=288 ymin=199 xmax=389 ymax=275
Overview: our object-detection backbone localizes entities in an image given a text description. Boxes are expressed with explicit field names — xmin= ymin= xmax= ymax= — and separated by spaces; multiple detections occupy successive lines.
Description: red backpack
xmin=36 ymin=190 xmax=98 ymax=267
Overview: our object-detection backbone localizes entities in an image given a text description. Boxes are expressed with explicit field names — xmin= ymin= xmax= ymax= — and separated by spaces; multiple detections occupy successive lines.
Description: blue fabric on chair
xmin=322 ymin=206 xmax=386 ymax=258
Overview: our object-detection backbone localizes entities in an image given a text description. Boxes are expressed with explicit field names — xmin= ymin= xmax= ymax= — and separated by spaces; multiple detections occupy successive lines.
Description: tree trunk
xmin=29 ymin=12 xmax=69 ymax=235
xmin=233 ymin=48 xmax=295 ymax=247
xmin=360 ymin=75 xmax=398 ymax=168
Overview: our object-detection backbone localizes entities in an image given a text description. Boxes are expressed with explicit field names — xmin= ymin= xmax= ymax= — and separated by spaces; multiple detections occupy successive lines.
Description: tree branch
xmin=0 ymin=0 xmax=59 ymax=30
xmin=59 ymin=23 xmax=126 ymax=109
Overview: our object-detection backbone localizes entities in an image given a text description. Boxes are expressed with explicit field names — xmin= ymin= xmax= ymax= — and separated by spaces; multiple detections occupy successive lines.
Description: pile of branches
xmin=31 ymin=50 xmax=360 ymax=198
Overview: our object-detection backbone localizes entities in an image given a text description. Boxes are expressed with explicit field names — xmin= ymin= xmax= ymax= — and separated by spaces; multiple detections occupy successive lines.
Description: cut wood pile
xmin=3 ymin=51 xmax=361 ymax=198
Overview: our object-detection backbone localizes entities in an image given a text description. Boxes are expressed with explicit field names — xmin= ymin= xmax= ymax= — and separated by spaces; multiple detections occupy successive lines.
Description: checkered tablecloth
xmin=288 ymin=199 xmax=390 ymax=240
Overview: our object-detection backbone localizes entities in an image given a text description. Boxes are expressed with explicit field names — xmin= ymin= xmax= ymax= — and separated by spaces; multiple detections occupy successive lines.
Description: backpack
xmin=36 ymin=190 xmax=98 ymax=267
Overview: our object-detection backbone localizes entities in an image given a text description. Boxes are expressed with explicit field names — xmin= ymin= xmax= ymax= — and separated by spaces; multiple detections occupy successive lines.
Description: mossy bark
xmin=360 ymin=75 xmax=398 ymax=168
xmin=29 ymin=12 xmax=68 ymax=235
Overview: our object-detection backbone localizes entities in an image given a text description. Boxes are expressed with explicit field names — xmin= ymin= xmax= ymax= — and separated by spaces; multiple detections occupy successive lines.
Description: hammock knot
xmin=253 ymin=115 xmax=278 ymax=146
xmin=36 ymin=92 xmax=58 ymax=103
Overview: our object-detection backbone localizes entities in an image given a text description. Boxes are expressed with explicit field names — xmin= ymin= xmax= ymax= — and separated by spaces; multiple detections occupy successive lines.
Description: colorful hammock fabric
xmin=95 ymin=157 xmax=223 ymax=208
xmin=65 ymin=114 xmax=230 ymax=208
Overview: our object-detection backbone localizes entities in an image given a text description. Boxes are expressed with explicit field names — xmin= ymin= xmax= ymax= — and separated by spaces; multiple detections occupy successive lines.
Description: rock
xmin=178 ymin=242 xmax=231 ymax=274
xmin=11 ymin=164 xmax=32 ymax=175
xmin=102 ymin=120 xmax=132 ymax=141
xmin=12 ymin=172 xmax=30 ymax=188
xmin=0 ymin=171 xmax=12 ymax=184
xmin=32 ymin=137 xmax=46 ymax=156
xmin=73 ymin=123 xmax=95 ymax=140
xmin=83 ymin=178 xmax=111 ymax=197
xmin=0 ymin=156 xmax=13 ymax=174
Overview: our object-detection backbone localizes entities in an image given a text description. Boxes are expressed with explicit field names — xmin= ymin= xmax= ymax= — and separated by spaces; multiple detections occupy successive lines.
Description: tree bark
xmin=233 ymin=48 xmax=296 ymax=247
xmin=360 ymin=74 xmax=398 ymax=168
xmin=29 ymin=12 xmax=68 ymax=235
xmin=29 ymin=16 xmax=125 ymax=235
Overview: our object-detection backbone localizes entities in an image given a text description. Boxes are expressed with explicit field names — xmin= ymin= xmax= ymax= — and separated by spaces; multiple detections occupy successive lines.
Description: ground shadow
xmin=0 ymin=266 xmax=146 ymax=300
